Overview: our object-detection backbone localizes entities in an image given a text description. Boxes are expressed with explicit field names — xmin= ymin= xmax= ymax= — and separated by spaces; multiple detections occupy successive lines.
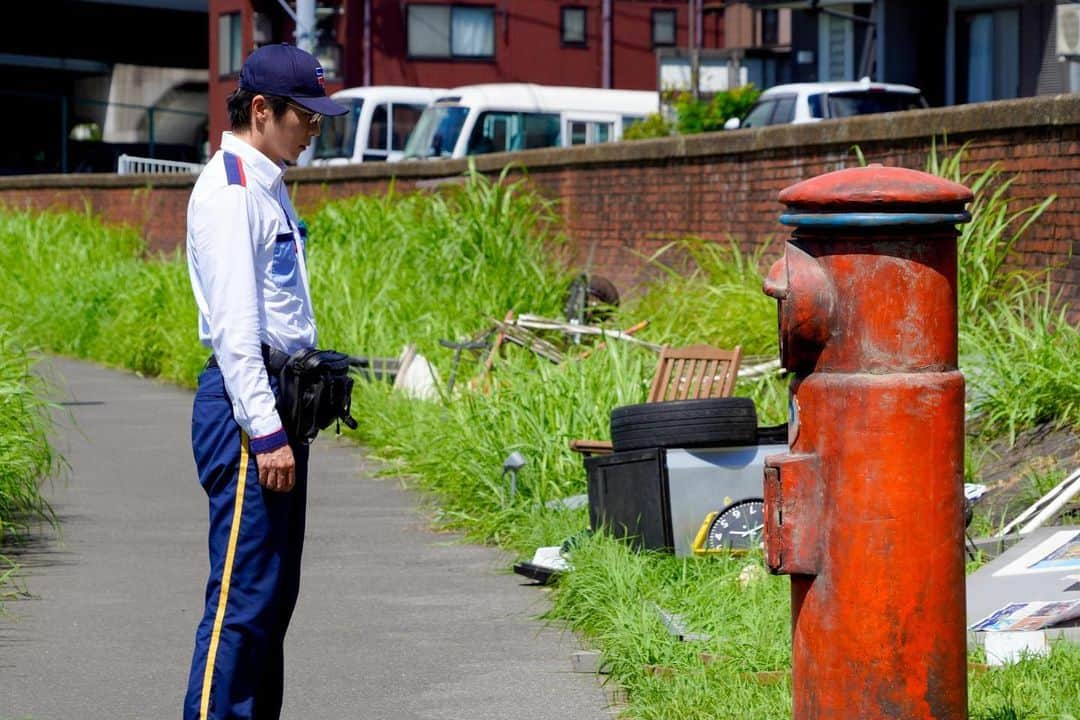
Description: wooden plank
xmin=647 ymin=346 xmax=673 ymax=402
xmin=721 ymin=346 xmax=743 ymax=395
xmin=674 ymin=358 xmax=691 ymax=400
xmin=569 ymin=439 xmax=614 ymax=456
xmin=682 ymin=358 xmax=699 ymax=399
xmin=699 ymin=358 xmax=718 ymax=399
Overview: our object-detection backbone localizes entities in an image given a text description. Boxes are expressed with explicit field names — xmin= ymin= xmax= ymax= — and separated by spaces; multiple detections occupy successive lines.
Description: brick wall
xmin=0 ymin=175 xmax=193 ymax=255
xmin=1 ymin=94 xmax=1076 ymax=317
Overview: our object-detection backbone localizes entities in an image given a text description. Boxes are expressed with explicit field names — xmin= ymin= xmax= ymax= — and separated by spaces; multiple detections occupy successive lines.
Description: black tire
xmin=610 ymin=398 xmax=757 ymax=452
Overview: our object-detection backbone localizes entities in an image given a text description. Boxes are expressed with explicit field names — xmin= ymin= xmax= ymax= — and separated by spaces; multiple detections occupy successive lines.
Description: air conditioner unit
xmin=1057 ymin=4 xmax=1080 ymax=58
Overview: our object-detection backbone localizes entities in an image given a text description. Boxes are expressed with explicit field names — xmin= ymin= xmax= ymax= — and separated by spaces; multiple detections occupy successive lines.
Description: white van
xmin=301 ymin=85 xmax=447 ymax=165
xmin=402 ymin=83 xmax=658 ymax=160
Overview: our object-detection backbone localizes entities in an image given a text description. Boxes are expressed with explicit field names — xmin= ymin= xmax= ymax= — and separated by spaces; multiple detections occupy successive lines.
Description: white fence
xmin=117 ymin=154 xmax=204 ymax=175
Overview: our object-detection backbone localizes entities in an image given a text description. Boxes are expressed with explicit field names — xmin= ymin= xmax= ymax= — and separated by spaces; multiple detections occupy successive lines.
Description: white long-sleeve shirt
xmin=186 ymin=132 xmax=317 ymax=453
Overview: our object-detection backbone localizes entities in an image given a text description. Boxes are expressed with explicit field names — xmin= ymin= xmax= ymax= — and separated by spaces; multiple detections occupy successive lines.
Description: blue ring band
xmin=779 ymin=212 xmax=971 ymax=227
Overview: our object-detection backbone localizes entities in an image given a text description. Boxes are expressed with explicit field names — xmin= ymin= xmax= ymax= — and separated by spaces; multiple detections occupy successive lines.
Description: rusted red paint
xmin=764 ymin=166 xmax=970 ymax=719
xmin=779 ymin=164 xmax=973 ymax=212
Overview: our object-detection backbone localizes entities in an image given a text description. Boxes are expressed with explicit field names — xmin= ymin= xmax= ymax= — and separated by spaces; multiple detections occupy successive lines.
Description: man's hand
xmin=255 ymin=444 xmax=295 ymax=492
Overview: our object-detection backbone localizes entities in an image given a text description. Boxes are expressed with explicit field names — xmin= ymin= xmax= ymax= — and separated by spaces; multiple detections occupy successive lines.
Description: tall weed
xmin=0 ymin=208 xmax=204 ymax=383
xmin=311 ymin=164 xmax=571 ymax=364
xmin=927 ymin=141 xmax=1078 ymax=440
xmin=0 ymin=334 xmax=58 ymax=540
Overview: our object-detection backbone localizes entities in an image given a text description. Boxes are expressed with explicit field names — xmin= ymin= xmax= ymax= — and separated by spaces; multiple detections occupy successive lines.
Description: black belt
xmin=207 ymin=344 xmax=291 ymax=374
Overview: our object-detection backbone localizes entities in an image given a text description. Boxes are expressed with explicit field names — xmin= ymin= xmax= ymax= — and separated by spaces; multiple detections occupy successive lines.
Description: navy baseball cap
xmin=239 ymin=43 xmax=348 ymax=117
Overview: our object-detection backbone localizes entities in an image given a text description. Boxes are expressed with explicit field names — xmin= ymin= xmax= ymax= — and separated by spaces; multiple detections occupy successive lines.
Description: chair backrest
xmin=646 ymin=344 xmax=743 ymax=403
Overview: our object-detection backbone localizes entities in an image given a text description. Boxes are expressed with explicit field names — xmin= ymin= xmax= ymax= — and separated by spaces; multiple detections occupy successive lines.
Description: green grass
xmin=0 ymin=334 xmax=58 ymax=542
xmin=0 ymin=151 xmax=1077 ymax=718
xmin=0 ymin=208 xmax=205 ymax=384
xmin=968 ymin=641 xmax=1080 ymax=720
xmin=310 ymin=165 xmax=572 ymax=363
xmin=548 ymin=537 xmax=792 ymax=719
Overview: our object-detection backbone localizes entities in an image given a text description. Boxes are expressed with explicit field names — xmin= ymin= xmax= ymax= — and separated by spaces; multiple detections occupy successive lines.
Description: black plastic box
xmin=585 ymin=448 xmax=673 ymax=551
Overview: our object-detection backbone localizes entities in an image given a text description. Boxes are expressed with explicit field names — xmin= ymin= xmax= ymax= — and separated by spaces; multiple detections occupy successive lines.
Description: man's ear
xmin=250 ymin=94 xmax=269 ymax=126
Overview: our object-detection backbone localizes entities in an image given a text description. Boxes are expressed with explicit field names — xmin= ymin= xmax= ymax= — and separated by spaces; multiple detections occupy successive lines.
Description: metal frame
xmin=997 ymin=467 xmax=1080 ymax=537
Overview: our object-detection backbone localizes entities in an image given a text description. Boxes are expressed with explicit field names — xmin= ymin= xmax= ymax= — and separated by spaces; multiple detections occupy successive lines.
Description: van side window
xmin=467 ymin=111 xmax=560 ymax=154
xmin=522 ymin=113 xmax=560 ymax=149
xmin=391 ymin=104 xmax=426 ymax=151
xmin=368 ymin=103 xmax=389 ymax=152
xmin=569 ymin=121 xmax=613 ymax=145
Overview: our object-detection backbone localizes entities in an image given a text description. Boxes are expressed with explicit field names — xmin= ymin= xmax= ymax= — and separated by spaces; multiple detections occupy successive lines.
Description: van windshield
xmin=313 ymin=98 xmax=363 ymax=160
xmin=404 ymin=105 xmax=469 ymax=158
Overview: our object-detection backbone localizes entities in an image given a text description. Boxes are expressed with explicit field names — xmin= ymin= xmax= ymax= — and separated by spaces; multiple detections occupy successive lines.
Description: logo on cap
xmin=316 ymin=67 xmax=325 ymax=90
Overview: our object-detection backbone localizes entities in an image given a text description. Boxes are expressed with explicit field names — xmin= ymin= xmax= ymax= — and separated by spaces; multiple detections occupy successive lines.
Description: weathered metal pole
xmin=762 ymin=165 xmax=972 ymax=719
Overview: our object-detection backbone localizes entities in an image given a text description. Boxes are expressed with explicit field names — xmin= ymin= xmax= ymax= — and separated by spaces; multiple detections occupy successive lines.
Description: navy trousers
xmin=184 ymin=365 xmax=309 ymax=720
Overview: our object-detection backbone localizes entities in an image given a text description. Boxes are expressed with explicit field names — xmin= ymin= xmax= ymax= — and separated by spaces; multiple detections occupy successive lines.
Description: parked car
xmin=402 ymin=83 xmax=658 ymax=160
xmin=724 ymin=79 xmax=928 ymax=129
xmin=299 ymin=85 xmax=447 ymax=166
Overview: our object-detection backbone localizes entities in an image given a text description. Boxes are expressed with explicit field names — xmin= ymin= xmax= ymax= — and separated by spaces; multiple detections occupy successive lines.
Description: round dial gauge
xmin=706 ymin=498 xmax=766 ymax=551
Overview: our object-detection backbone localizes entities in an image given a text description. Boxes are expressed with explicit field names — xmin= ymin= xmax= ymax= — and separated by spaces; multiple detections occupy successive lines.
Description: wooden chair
xmin=569 ymin=343 xmax=743 ymax=456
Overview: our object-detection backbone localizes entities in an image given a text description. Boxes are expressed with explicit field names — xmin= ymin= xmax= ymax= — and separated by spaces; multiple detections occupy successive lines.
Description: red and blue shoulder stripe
xmin=223 ymin=151 xmax=247 ymax=186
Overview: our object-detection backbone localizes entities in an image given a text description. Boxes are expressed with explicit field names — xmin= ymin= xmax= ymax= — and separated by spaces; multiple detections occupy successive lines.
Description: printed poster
xmin=970 ymin=599 xmax=1080 ymax=632
xmin=994 ymin=530 xmax=1080 ymax=577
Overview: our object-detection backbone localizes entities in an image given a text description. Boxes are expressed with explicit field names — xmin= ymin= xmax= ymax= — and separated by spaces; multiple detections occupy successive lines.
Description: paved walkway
xmin=2 ymin=358 xmax=608 ymax=720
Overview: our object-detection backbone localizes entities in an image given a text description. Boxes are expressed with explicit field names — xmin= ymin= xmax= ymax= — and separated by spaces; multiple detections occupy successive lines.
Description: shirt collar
xmin=220 ymin=132 xmax=285 ymax=188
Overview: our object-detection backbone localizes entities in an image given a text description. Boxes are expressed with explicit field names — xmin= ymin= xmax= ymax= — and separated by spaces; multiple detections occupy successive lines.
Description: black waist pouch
xmin=277 ymin=348 xmax=358 ymax=445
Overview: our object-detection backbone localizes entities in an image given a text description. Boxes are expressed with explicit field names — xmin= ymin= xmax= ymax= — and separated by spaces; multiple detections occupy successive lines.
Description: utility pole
xmin=277 ymin=0 xmax=316 ymax=54
xmin=602 ymin=0 xmax=612 ymax=88
xmin=689 ymin=0 xmax=700 ymax=100
xmin=296 ymin=0 xmax=316 ymax=54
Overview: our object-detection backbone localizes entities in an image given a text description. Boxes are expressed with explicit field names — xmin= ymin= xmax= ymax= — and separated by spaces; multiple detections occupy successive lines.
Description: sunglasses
xmin=287 ymin=102 xmax=322 ymax=127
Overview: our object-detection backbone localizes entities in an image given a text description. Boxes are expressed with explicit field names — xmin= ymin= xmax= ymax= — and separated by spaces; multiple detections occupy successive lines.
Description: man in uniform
xmin=183 ymin=43 xmax=347 ymax=720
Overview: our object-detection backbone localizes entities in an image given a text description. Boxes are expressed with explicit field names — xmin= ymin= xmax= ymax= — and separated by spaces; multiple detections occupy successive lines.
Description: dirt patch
xmin=973 ymin=421 xmax=1079 ymax=523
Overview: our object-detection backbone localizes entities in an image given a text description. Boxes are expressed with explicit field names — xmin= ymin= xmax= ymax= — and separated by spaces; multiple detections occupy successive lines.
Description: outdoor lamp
xmin=502 ymin=451 xmax=527 ymax=505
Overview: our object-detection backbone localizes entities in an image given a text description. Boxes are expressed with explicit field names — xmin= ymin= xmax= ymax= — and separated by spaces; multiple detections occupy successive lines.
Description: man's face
xmin=254 ymin=96 xmax=321 ymax=165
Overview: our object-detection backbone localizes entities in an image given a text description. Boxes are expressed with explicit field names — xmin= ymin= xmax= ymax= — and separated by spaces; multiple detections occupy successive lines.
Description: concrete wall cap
xmin=2 ymin=94 xmax=1078 ymax=190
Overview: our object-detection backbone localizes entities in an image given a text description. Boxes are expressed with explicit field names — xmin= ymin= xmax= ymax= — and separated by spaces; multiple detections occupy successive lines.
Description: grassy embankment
xmin=0 ymin=152 xmax=1077 ymax=718
xmin=0 ymin=333 xmax=59 ymax=603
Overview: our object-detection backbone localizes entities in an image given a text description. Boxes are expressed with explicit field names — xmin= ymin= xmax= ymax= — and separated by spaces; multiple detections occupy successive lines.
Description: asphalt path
xmin=2 ymin=358 xmax=609 ymax=720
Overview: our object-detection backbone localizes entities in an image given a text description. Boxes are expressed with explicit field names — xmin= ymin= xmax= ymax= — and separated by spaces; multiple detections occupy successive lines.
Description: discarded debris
xmin=650 ymin=602 xmax=710 ymax=642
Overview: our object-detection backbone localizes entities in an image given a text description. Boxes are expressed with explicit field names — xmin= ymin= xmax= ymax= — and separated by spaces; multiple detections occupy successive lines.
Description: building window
xmin=652 ymin=9 xmax=677 ymax=47
xmin=956 ymin=9 xmax=1020 ymax=103
xmin=761 ymin=9 xmax=779 ymax=46
xmin=408 ymin=4 xmax=495 ymax=59
xmin=562 ymin=6 xmax=587 ymax=46
xmin=218 ymin=12 xmax=243 ymax=75
xmin=817 ymin=6 xmax=854 ymax=81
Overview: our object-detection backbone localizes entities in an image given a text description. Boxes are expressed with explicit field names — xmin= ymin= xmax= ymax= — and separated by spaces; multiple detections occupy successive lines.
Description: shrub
xmin=624 ymin=85 xmax=762 ymax=140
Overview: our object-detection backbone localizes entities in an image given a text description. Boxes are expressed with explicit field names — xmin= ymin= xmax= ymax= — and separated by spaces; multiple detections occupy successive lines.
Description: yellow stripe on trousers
xmin=199 ymin=433 xmax=250 ymax=720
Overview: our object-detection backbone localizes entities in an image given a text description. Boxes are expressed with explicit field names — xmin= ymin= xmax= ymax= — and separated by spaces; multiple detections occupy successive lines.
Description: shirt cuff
xmin=250 ymin=427 xmax=288 ymax=454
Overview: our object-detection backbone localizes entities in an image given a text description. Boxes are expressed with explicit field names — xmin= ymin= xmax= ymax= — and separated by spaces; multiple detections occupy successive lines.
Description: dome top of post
xmin=779 ymin=165 xmax=973 ymax=213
